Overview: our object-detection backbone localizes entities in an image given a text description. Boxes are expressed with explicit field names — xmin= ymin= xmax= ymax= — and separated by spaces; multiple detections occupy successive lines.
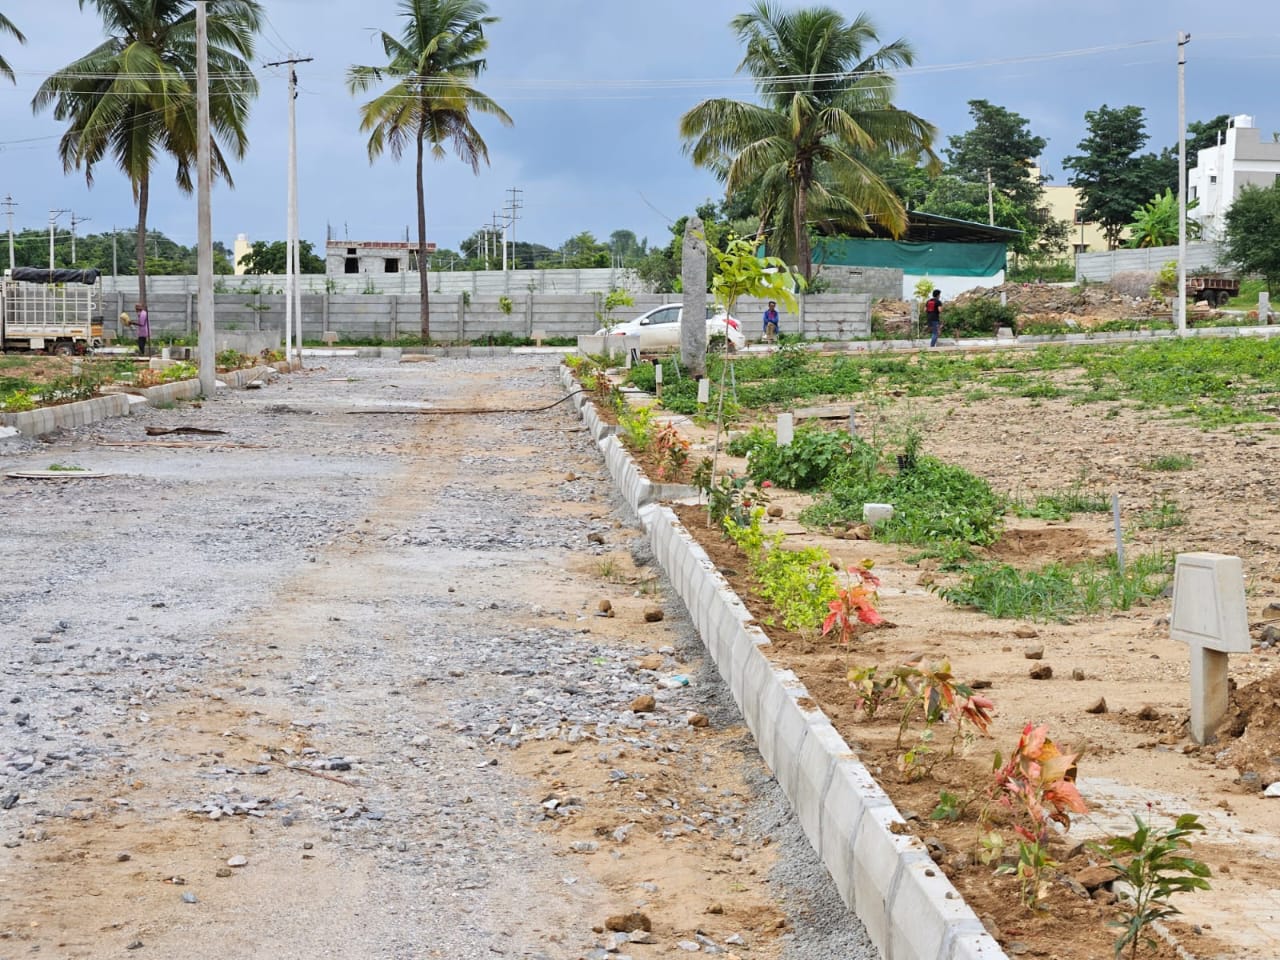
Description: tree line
xmin=5 ymin=0 xmax=1276 ymax=340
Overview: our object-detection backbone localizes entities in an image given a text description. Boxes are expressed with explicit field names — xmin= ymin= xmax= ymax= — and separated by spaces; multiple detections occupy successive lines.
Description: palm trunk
xmin=416 ymin=128 xmax=430 ymax=342
xmin=136 ymin=171 xmax=149 ymax=309
xmin=796 ymin=177 xmax=812 ymax=282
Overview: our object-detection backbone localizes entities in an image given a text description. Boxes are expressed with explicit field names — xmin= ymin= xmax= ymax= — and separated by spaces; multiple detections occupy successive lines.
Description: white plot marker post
xmin=1169 ymin=552 xmax=1250 ymax=744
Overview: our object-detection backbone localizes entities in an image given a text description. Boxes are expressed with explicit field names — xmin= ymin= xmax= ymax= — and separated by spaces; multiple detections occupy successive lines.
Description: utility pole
xmin=195 ymin=1 xmax=216 ymax=397
xmin=1176 ymin=31 xmax=1192 ymax=335
xmin=2 ymin=195 xmax=15 ymax=273
xmin=48 ymin=209 xmax=69 ymax=272
xmin=986 ymin=169 xmax=994 ymax=226
xmin=112 ymin=227 xmax=117 ymax=279
xmin=492 ymin=211 xmax=505 ymax=271
xmin=505 ymin=186 xmax=523 ymax=269
xmin=265 ymin=55 xmax=313 ymax=365
xmin=70 ymin=213 xmax=90 ymax=264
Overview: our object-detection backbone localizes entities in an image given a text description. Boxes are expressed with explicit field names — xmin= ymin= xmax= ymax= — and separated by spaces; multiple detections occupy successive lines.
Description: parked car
xmin=595 ymin=304 xmax=745 ymax=350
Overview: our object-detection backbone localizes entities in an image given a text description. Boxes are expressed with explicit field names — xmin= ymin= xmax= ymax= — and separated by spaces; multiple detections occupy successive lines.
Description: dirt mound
xmin=953 ymin=281 xmax=1167 ymax=324
xmin=1214 ymin=671 xmax=1280 ymax=782
xmin=983 ymin=526 xmax=1104 ymax=564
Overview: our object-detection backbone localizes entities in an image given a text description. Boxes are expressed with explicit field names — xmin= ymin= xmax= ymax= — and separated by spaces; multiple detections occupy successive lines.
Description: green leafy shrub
xmin=803 ymin=453 xmax=1004 ymax=547
xmin=724 ymin=509 xmax=836 ymax=632
xmin=0 ymin=389 xmax=36 ymax=412
xmin=618 ymin=405 xmax=656 ymax=454
xmin=743 ymin=424 xmax=852 ymax=490
xmin=943 ymin=300 xmax=1019 ymax=338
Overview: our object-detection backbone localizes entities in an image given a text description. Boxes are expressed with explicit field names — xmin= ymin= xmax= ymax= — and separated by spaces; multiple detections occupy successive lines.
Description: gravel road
xmin=0 ymin=355 xmax=873 ymax=960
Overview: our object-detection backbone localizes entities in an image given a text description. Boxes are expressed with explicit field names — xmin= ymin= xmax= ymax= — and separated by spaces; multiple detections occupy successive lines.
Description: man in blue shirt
xmin=762 ymin=301 xmax=779 ymax=341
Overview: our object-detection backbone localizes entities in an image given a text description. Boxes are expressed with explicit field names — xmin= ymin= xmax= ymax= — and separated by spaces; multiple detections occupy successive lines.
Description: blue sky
xmin=1 ymin=0 xmax=1279 ymax=257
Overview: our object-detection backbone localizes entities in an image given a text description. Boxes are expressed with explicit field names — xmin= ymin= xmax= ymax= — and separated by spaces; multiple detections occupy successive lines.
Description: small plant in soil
xmin=996 ymin=837 xmax=1059 ymax=910
xmin=987 ymin=723 xmax=1086 ymax=843
xmin=1144 ymin=453 xmax=1194 ymax=472
xmin=652 ymin=423 xmax=691 ymax=481
xmin=618 ymin=404 xmax=656 ymax=455
xmin=821 ymin=563 xmax=884 ymax=648
xmin=1093 ymin=812 xmax=1211 ymax=960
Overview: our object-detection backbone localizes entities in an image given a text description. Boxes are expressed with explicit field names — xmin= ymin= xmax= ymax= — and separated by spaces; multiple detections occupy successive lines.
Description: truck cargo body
xmin=1 ymin=268 xmax=105 ymax=354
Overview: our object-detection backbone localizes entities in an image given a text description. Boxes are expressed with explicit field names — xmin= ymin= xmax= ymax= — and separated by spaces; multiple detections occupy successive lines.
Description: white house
xmin=1188 ymin=114 xmax=1280 ymax=240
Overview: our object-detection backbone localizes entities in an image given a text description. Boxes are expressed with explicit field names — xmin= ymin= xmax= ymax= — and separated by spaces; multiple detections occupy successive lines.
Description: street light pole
xmin=1176 ymin=31 xmax=1191 ymax=335
xmin=195 ymin=1 xmax=216 ymax=397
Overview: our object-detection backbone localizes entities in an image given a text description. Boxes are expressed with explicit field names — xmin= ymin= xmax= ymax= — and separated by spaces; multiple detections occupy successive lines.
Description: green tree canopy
xmin=0 ymin=11 xmax=25 ymax=82
xmin=1223 ymin=183 xmax=1280 ymax=293
xmin=1063 ymin=104 xmax=1175 ymax=249
xmin=944 ymin=99 xmax=1046 ymax=210
xmin=240 ymin=239 xmax=325 ymax=274
xmin=680 ymin=2 xmax=938 ymax=279
xmin=33 ymin=0 xmax=263 ymax=306
xmin=348 ymin=0 xmax=512 ymax=340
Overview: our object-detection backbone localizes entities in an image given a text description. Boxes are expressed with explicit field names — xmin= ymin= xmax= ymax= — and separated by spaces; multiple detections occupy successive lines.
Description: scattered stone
xmin=687 ymin=713 xmax=709 ymax=728
xmin=1074 ymin=864 xmax=1114 ymax=891
xmin=706 ymin=903 xmax=724 ymax=915
xmin=1023 ymin=645 xmax=1044 ymax=660
xmin=116 ymin=852 xmax=131 ymax=862
xmin=126 ymin=940 xmax=143 ymax=951
xmin=1259 ymin=624 xmax=1280 ymax=645
xmin=970 ymin=679 xmax=992 ymax=690
xmin=725 ymin=933 xmax=745 ymax=946
xmin=1071 ymin=667 xmax=1086 ymax=681
xmin=604 ymin=912 xmax=651 ymax=933
xmin=1264 ymin=782 xmax=1280 ymax=799
xmin=215 ymin=868 xmax=232 ymax=878
xmin=629 ymin=694 xmax=656 ymax=713
xmin=1136 ymin=705 xmax=1160 ymax=722
xmin=181 ymin=892 xmax=198 ymax=904
xmin=226 ymin=855 xmax=248 ymax=868
xmin=597 ymin=599 xmax=613 ymax=615
xmin=1013 ymin=628 xmax=1038 ymax=640
xmin=588 ymin=532 xmax=606 ymax=545
xmin=571 ymin=841 xmax=599 ymax=854
xmin=1029 ymin=664 xmax=1053 ymax=680
xmin=980 ymin=914 xmax=1002 ymax=941
xmin=627 ymin=930 xmax=654 ymax=944
xmin=636 ymin=653 xmax=663 ymax=670
xmin=676 ymin=942 xmax=700 ymax=952
xmin=642 ymin=607 xmax=664 ymax=623
xmin=766 ymin=505 xmax=783 ymax=518
xmin=1086 ymin=697 xmax=1108 ymax=715
xmin=565 ymin=472 xmax=578 ymax=482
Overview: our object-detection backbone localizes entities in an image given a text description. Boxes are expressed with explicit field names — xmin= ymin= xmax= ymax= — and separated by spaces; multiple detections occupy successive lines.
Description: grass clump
xmin=802 ymin=450 xmax=1004 ymax=547
xmin=1144 ymin=453 xmax=1193 ymax=472
xmin=730 ymin=423 xmax=853 ymax=491
xmin=1010 ymin=484 xmax=1111 ymax=522
xmin=936 ymin=551 xmax=1171 ymax=622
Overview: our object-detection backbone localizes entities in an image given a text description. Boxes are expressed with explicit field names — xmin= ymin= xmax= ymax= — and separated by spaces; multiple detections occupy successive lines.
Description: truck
xmin=1185 ymin=274 xmax=1239 ymax=307
xmin=1 ymin=267 xmax=105 ymax=355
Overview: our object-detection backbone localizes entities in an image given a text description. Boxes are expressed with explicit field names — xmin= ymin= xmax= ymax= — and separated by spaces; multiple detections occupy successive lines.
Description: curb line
xmin=562 ymin=365 xmax=1006 ymax=960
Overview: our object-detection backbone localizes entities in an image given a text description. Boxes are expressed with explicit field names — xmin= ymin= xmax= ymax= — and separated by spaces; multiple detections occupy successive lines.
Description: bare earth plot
xmin=0 ymin=357 xmax=870 ymax=960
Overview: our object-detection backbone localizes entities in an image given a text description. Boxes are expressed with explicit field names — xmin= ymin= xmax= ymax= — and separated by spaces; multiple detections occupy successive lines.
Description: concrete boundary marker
xmin=561 ymin=362 xmax=1007 ymax=960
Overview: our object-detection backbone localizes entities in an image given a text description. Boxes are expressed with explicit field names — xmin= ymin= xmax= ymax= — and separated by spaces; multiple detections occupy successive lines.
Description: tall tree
xmin=680 ymin=2 xmax=938 ymax=280
xmin=241 ymin=239 xmax=325 ymax=274
xmin=0 ymin=11 xmax=25 ymax=83
xmin=33 ymin=0 xmax=262 ymax=307
xmin=1222 ymin=183 xmax=1280 ymax=293
xmin=348 ymin=0 xmax=512 ymax=341
xmin=1063 ymin=104 xmax=1161 ymax=249
xmin=944 ymin=99 xmax=1046 ymax=211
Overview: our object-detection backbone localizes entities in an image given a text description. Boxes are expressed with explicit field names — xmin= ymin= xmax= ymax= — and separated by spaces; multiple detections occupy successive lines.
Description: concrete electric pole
xmin=48 ymin=209 xmax=69 ymax=272
xmin=1176 ymin=31 xmax=1191 ymax=335
xmin=196 ymin=1 xmax=216 ymax=397
xmin=2 ymin=195 xmax=15 ymax=273
xmin=266 ymin=56 xmax=312 ymax=365
xmin=70 ymin=212 xmax=90 ymax=264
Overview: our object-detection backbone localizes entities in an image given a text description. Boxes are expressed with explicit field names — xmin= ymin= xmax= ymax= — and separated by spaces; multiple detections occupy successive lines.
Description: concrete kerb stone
xmin=570 ymin=377 xmax=1008 ymax=960
xmin=0 ymin=393 xmax=132 ymax=437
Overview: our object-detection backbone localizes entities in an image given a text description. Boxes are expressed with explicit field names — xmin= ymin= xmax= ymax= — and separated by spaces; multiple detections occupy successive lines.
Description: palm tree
xmin=348 ymin=0 xmax=511 ymax=341
xmin=0 ymin=12 xmax=25 ymax=83
xmin=680 ymin=2 xmax=939 ymax=280
xmin=33 ymin=0 xmax=262 ymax=307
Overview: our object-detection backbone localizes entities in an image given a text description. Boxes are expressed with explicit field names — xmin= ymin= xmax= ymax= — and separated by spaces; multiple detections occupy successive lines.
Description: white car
xmin=596 ymin=304 xmax=745 ymax=351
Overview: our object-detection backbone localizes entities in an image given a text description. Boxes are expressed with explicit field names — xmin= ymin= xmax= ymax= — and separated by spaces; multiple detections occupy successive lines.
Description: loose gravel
xmin=0 ymin=355 xmax=872 ymax=960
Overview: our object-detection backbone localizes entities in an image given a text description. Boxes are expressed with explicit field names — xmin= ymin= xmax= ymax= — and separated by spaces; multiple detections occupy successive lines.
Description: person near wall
xmin=762 ymin=300 xmax=780 ymax=341
xmin=133 ymin=302 xmax=150 ymax=357
xmin=925 ymin=289 xmax=942 ymax=347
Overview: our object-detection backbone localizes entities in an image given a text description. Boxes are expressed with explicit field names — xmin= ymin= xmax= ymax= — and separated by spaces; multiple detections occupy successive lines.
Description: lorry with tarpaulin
xmin=1 ymin=267 xmax=105 ymax=354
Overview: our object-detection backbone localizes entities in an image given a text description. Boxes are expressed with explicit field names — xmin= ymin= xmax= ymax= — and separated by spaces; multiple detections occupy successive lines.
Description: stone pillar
xmin=681 ymin=216 xmax=708 ymax=378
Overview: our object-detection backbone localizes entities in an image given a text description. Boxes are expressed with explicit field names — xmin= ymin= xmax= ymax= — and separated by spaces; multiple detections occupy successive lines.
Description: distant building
xmin=1188 ymin=114 xmax=1280 ymax=241
xmin=325 ymin=241 xmax=437 ymax=277
xmin=1033 ymin=167 xmax=1109 ymax=254
xmin=233 ymin=233 xmax=252 ymax=275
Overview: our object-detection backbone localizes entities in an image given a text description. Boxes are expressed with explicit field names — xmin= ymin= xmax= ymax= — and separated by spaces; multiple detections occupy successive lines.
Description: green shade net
xmin=814 ymin=239 xmax=1007 ymax=277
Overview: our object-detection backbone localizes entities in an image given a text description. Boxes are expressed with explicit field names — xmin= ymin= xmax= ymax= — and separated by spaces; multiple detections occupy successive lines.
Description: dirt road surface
xmin=0 ymin=356 xmax=871 ymax=960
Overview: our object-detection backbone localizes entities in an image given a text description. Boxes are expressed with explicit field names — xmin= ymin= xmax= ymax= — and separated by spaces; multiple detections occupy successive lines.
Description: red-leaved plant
xmin=991 ymin=723 xmax=1087 ymax=842
xmin=822 ymin=563 xmax=884 ymax=647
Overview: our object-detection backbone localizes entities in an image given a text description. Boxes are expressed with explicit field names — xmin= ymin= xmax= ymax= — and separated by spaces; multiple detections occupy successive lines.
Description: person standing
xmin=762 ymin=300 xmax=780 ymax=341
xmin=925 ymin=289 xmax=942 ymax=347
xmin=134 ymin=302 xmax=150 ymax=357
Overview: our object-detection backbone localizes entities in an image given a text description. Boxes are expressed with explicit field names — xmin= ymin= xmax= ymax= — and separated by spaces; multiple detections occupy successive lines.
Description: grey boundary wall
xmin=0 ymin=363 xmax=291 ymax=438
xmin=1075 ymin=241 xmax=1223 ymax=282
xmin=560 ymin=365 xmax=1006 ymax=960
xmin=103 ymin=293 xmax=872 ymax=345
